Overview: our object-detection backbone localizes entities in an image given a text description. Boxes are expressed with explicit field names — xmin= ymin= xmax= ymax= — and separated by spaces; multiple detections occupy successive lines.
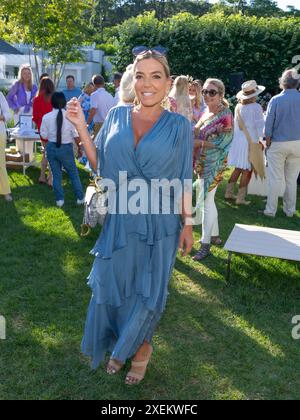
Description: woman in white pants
xmin=0 ymin=92 xmax=13 ymax=201
xmin=193 ymin=79 xmax=233 ymax=261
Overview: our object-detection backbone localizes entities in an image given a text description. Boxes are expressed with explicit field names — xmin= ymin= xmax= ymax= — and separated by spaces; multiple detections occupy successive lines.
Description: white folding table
xmin=224 ymin=224 xmax=300 ymax=281
xmin=7 ymin=130 xmax=41 ymax=176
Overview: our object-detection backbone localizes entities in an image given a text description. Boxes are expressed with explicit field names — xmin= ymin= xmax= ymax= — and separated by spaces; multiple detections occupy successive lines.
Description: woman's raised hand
xmin=66 ymin=98 xmax=86 ymax=130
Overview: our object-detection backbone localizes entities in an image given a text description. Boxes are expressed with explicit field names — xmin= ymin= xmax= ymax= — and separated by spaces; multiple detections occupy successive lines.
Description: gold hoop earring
xmin=161 ymin=95 xmax=169 ymax=109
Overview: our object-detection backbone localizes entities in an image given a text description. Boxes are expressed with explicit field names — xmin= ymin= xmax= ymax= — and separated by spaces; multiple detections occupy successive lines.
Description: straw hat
xmin=236 ymin=80 xmax=265 ymax=100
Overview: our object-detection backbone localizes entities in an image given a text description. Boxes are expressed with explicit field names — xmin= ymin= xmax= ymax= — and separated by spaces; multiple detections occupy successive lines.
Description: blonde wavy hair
xmin=190 ymin=80 xmax=202 ymax=110
xmin=168 ymin=75 xmax=193 ymax=121
xmin=18 ymin=64 xmax=34 ymax=91
xmin=120 ymin=64 xmax=135 ymax=104
xmin=194 ymin=78 xmax=229 ymax=137
xmin=133 ymin=51 xmax=171 ymax=78
xmin=204 ymin=78 xmax=230 ymax=109
xmin=132 ymin=51 xmax=171 ymax=107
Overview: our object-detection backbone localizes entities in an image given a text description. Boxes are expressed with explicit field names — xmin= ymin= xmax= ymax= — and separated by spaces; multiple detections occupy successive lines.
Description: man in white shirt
xmin=87 ymin=74 xmax=115 ymax=138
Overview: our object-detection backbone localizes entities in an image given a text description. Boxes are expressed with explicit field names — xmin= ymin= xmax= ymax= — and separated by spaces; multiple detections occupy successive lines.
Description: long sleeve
xmin=26 ymin=85 xmax=38 ymax=113
xmin=180 ymin=119 xmax=193 ymax=188
xmin=6 ymin=82 xmax=20 ymax=112
xmin=0 ymin=92 xmax=12 ymax=122
xmin=32 ymin=96 xmax=42 ymax=129
xmin=195 ymin=109 xmax=234 ymax=198
xmin=254 ymin=104 xmax=265 ymax=140
xmin=264 ymin=97 xmax=276 ymax=138
xmin=94 ymin=109 xmax=111 ymax=176
xmin=40 ymin=114 xmax=49 ymax=140
xmin=214 ymin=111 xmax=234 ymax=152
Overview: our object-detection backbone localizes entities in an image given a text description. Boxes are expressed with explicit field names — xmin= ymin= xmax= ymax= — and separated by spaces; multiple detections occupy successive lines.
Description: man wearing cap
xmin=263 ymin=69 xmax=300 ymax=218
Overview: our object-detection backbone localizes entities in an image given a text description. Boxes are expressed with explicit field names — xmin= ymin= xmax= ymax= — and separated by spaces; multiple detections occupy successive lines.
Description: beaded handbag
xmin=81 ymin=162 xmax=108 ymax=236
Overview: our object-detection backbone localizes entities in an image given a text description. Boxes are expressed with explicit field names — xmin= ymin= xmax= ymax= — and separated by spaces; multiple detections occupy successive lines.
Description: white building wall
xmin=0 ymin=52 xmax=42 ymax=88
xmin=0 ymin=44 xmax=109 ymax=90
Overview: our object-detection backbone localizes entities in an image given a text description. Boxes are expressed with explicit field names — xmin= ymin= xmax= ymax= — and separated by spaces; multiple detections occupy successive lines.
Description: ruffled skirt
xmin=81 ymin=230 xmax=180 ymax=369
xmin=228 ymin=132 xmax=252 ymax=170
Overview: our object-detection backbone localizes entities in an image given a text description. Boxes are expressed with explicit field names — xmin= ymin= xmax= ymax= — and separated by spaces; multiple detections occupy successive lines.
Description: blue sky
xmin=276 ymin=0 xmax=300 ymax=10
xmin=209 ymin=0 xmax=300 ymax=10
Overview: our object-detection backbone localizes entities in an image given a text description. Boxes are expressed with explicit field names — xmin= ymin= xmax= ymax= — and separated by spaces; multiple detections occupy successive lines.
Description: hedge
xmin=112 ymin=11 xmax=300 ymax=93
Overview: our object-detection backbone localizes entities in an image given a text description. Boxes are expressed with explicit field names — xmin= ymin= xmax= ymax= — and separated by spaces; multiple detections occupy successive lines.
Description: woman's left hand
xmin=179 ymin=225 xmax=194 ymax=257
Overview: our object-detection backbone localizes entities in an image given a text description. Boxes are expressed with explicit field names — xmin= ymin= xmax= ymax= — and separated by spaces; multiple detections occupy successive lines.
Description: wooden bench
xmin=224 ymin=224 xmax=300 ymax=281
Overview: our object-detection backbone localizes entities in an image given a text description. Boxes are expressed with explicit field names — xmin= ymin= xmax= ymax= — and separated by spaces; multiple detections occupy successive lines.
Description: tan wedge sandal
xmin=125 ymin=345 xmax=153 ymax=385
xmin=106 ymin=358 xmax=124 ymax=375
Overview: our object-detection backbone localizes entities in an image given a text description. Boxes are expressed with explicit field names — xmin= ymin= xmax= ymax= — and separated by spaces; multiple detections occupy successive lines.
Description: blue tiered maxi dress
xmin=82 ymin=105 xmax=193 ymax=368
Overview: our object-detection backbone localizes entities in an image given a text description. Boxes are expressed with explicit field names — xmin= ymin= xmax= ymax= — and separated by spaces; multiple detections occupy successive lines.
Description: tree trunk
xmin=56 ymin=63 xmax=66 ymax=89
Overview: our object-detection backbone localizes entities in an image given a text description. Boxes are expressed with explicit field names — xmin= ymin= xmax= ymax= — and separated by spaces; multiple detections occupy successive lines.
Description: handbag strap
xmin=96 ymin=152 xmax=101 ymax=178
xmin=236 ymin=106 xmax=254 ymax=146
xmin=93 ymin=143 xmax=104 ymax=193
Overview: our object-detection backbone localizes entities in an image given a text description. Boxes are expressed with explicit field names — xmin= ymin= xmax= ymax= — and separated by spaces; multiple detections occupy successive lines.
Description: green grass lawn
xmin=0 ymin=164 xmax=300 ymax=400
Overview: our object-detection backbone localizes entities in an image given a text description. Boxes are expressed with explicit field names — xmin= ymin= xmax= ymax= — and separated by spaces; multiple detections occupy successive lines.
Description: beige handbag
xmin=236 ymin=106 xmax=265 ymax=180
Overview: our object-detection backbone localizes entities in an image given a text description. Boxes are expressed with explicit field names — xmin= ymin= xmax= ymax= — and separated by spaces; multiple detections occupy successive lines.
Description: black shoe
xmin=192 ymin=244 xmax=211 ymax=261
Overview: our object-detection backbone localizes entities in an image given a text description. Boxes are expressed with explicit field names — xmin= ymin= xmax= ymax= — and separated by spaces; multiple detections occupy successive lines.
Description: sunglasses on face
xmin=202 ymin=89 xmax=219 ymax=97
xmin=132 ymin=45 xmax=168 ymax=57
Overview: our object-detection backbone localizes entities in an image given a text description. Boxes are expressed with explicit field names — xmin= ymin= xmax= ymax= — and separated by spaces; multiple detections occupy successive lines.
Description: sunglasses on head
xmin=202 ymin=89 xmax=219 ymax=97
xmin=132 ymin=45 xmax=168 ymax=57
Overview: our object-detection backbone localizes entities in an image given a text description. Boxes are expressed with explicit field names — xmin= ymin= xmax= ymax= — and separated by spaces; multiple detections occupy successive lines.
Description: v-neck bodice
xmin=130 ymin=108 xmax=168 ymax=150
xmin=95 ymin=105 xmax=192 ymax=183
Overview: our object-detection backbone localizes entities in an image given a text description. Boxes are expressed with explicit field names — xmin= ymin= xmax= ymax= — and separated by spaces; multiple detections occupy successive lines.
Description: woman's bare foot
xmin=47 ymin=176 xmax=53 ymax=188
xmin=125 ymin=342 xmax=153 ymax=385
xmin=106 ymin=358 xmax=124 ymax=375
xmin=38 ymin=176 xmax=47 ymax=184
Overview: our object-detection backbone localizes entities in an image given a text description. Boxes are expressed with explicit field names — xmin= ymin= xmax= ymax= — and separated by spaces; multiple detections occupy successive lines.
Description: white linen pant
xmin=0 ymin=130 xmax=11 ymax=195
xmin=265 ymin=140 xmax=300 ymax=216
xmin=201 ymin=187 xmax=219 ymax=244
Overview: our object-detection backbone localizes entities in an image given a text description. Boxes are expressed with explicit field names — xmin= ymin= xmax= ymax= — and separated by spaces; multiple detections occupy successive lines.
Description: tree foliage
xmin=112 ymin=11 xmax=300 ymax=92
xmin=89 ymin=0 xmax=212 ymax=38
xmin=88 ymin=0 xmax=299 ymax=35
xmin=0 ymin=0 xmax=94 ymax=86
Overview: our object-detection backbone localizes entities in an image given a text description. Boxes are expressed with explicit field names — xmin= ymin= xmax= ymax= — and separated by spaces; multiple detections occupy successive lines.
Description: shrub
xmin=96 ymin=43 xmax=118 ymax=56
xmin=112 ymin=11 xmax=300 ymax=92
xmin=0 ymin=87 xmax=9 ymax=96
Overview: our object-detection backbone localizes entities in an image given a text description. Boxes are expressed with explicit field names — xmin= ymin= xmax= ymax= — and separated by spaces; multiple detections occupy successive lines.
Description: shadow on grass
xmin=168 ymin=178 xmax=300 ymax=399
xmin=1 ymin=170 xmax=299 ymax=400
xmin=0 ymin=167 xmax=102 ymax=399
xmin=7 ymin=164 xmax=92 ymax=234
xmin=171 ymin=243 xmax=300 ymax=399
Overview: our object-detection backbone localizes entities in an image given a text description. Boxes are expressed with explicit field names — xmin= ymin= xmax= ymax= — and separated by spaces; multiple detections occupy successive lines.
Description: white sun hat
xmin=236 ymin=80 xmax=265 ymax=100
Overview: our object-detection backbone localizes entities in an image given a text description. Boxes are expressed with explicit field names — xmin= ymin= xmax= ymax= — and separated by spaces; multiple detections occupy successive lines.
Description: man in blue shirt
xmin=263 ymin=69 xmax=300 ymax=218
xmin=63 ymin=75 xmax=82 ymax=102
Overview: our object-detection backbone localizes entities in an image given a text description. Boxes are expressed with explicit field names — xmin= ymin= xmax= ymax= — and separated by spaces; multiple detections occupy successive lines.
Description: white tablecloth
xmin=9 ymin=129 xmax=40 ymax=161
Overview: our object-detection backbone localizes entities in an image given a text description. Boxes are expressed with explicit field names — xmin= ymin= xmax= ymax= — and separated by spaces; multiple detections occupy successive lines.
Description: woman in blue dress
xmin=66 ymin=50 xmax=194 ymax=385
